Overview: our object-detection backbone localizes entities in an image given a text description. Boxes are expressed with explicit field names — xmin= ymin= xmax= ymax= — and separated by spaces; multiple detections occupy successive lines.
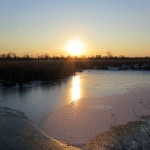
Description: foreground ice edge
xmin=0 ymin=106 xmax=150 ymax=150
xmin=0 ymin=107 xmax=79 ymax=150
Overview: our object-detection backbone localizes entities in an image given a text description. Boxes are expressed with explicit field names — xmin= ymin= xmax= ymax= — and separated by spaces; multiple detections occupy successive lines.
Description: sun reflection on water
xmin=71 ymin=75 xmax=81 ymax=102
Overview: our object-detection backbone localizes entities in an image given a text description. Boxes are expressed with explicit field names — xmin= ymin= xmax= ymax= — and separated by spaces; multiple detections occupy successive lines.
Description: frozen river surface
xmin=0 ymin=70 xmax=150 ymax=123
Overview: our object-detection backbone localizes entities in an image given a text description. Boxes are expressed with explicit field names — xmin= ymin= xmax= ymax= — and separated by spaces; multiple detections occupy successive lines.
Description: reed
xmin=0 ymin=60 xmax=74 ymax=85
xmin=0 ymin=58 xmax=150 ymax=85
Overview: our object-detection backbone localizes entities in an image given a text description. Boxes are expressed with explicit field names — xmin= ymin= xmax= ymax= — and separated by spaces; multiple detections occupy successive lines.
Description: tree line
xmin=0 ymin=52 xmax=150 ymax=61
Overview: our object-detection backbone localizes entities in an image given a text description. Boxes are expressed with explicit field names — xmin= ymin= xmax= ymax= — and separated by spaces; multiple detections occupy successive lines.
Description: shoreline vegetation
xmin=0 ymin=53 xmax=150 ymax=85
xmin=84 ymin=115 xmax=150 ymax=150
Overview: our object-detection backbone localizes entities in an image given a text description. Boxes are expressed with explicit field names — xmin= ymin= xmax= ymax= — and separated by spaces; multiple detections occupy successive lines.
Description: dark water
xmin=0 ymin=70 xmax=150 ymax=123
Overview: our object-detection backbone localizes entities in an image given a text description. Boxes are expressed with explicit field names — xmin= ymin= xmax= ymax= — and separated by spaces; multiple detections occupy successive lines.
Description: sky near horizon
xmin=0 ymin=0 xmax=150 ymax=56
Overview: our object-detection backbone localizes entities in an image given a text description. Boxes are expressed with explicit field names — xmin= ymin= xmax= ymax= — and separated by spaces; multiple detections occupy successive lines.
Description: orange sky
xmin=0 ymin=0 xmax=150 ymax=57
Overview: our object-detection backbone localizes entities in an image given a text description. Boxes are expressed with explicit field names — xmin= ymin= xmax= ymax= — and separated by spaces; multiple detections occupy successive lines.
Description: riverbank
xmin=0 ymin=60 xmax=75 ymax=86
xmin=43 ymin=85 xmax=150 ymax=145
xmin=0 ymin=107 xmax=80 ymax=150
xmin=84 ymin=116 xmax=150 ymax=150
xmin=0 ymin=59 xmax=150 ymax=86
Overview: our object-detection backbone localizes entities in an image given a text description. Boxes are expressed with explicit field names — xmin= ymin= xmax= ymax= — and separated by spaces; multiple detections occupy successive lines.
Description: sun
xmin=65 ymin=40 xmax=85 ymax=55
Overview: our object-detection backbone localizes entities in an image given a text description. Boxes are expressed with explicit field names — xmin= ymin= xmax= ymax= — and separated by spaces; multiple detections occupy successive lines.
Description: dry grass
xmin=0 ymin=60 xmax=74 ymax=85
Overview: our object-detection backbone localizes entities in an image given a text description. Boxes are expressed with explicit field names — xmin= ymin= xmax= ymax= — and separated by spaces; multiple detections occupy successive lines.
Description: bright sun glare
xmin=65 ymin=40 xmax=85 ymax=55
xmin=72 ymin=75 xmax=80 ymax=102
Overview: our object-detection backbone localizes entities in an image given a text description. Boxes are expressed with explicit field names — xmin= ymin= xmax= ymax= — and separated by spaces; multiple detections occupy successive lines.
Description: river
xmin=0 ymin=70 xmax=150 ymax=124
